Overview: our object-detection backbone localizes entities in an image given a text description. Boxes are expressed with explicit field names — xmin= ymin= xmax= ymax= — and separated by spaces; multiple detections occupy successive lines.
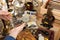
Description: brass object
xmin=2 ymin=20 xmax=9 ymax=36
xmin=16 ymin=29 xmax=36 ymax=40
xmin=44 ymin=37 xmax=48 ymax=40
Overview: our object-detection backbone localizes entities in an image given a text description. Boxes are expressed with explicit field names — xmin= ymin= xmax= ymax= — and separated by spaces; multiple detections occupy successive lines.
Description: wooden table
xmin=36 ymin=15 xmax=60 ymax=40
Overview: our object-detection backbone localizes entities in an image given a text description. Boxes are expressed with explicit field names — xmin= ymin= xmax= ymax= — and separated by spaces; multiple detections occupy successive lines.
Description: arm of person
xmin=4 ymin=23 xmax=26 ymax=40
xmin=4 ymin=36 xmax=16 ymax=40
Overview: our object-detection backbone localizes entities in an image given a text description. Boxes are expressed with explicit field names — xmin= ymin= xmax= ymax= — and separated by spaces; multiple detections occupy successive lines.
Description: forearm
xmin=4 ymin=23 xmax=25 ymax=40
xmin=9 ymin=26 xmax=24 ymax=39
xmin=9 ymin=23 xmax=26 ymax=39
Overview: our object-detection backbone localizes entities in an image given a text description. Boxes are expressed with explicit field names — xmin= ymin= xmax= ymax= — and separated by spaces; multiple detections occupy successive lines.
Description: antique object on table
xmin=21 ymin=10 xmax=36 ymax=22
xmin=25 ymin=2 xmax=34 ymax=10
xmin=21 ymin=2 xmax=38 ymax=35
xmin=41 ymin=6 xmax=55 ymax=29
xmin=35 ymin=28 xmax=54 ymax=40
xmin=8 ymin=0 xmax=25 ymax=28
xmin=5 ymin=0 xmax=17 ymax=28
xmin=7 ymin=0 xmax=23 ymax=28
xmin=2 ymin=19 xmax=9 ymax=36
xmin=16 ymin=29 xmax=36 ymax=40
xmin=19 ymin=2 xmax=38 ymax=37
xmin=21 ymin=14 xmax=30 ymax=23
xmin=6 ymin=0 xmax=13 ymax=9
xmin=22 ymin=2 xmax=37 ymax=25
xmin=13 ymin=0 xmax=25 ymax=17
xmin=27 ymin=21 xmax=38 ymax=36
xmin=0 ymin=19 xmax=4 ymax=38
xmin=21 ymin=15 xmax=38 ymax=35
xmin=24 ymin=2 xmax=37 ymax=22
xmin=27 ymin=22 xmax=38 ymax=29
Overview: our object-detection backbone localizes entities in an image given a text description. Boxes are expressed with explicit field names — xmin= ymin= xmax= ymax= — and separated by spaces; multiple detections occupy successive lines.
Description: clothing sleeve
xmin=4 ymin=36 xmax=16 ymax=40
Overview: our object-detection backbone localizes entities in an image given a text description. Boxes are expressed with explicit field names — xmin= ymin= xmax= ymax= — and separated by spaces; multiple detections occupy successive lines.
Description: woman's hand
xmin=0 ymin=10 xmax=12 ymax=21
xmin=9 ymin=23 xmax=26 ymax=39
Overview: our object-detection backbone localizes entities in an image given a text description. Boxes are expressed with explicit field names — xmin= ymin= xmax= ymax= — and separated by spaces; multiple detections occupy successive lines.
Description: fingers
xmin=9 ymin=23 xmax=26 ymax=33
xmin=18 ymin=23 xmax=26 ymax=28
xmin=5 ymin=14 xmax=12 ymax=21
xmin=0 ymin=14 xmax=12 ymax=21
xmin=9 ymin=23 xmax=26 ymax=39
xmin=0 ymin=10 xmax=12 ymax=21
xmin=0 ymin=15 xmax=8 ymax=20
xmin=0 ymin=10 xmax=9 ymax=15
xmin=4 ymin=15 xmax=11 ymax=21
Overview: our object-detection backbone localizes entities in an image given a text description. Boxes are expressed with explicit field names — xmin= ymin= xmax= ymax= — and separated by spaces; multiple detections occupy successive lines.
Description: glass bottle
xmin=44 ymin=37 xmax=48 ymax=40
